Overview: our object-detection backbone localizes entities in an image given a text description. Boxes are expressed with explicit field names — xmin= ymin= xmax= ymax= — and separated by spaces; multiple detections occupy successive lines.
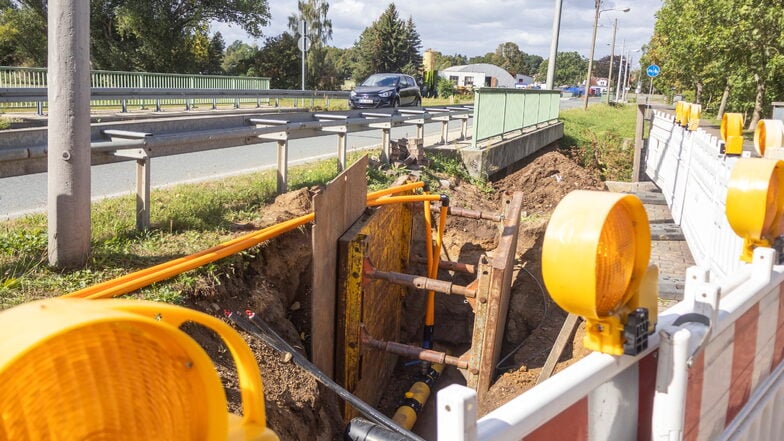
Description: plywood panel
xmin=337 ymin=200 xmax=413 ymax=419
xmin=311 ymin=155 xmax=368 ymax=377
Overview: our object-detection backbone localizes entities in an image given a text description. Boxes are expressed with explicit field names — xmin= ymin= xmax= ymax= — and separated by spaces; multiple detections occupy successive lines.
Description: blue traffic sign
xmin=647 ymin=65 xmax=661 ymax=78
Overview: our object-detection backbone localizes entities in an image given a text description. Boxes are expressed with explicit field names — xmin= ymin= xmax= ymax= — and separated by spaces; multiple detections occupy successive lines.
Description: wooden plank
xmin=311 ymin=155 xmax=368 ymax=378
xmin=536 ymin=314 xmax=581 ymax=384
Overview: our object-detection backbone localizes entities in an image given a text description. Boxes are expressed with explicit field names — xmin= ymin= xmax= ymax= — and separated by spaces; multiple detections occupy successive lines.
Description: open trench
xmin=182 ymin=147 xmax=606 ymax=440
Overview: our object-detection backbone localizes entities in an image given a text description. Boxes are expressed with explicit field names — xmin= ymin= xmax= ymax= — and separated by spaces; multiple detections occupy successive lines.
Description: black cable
xmin=227 ymin=311 xmax=424 ymax=441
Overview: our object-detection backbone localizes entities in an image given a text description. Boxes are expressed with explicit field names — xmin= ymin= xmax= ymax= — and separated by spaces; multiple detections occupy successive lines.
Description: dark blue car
xmin=349 ymin=73 xmax=422 ymax=109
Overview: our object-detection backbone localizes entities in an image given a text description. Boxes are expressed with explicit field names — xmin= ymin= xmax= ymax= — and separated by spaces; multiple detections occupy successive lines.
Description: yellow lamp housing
xmin=721 ymin=113 xmax=745 ymax=155
xmin=726 ymin=158 xmax=784 ymax=262
xmin=754 ymin=119 xmax=784 ymax=158
xmin=687 ymin=103 xmax=702 ymax=131
xmin=679 ymin=102 xmax=692 ymax=128
xmin=0 ymin=298 xmax=279 ymax=441
xmin=542 ymin=190 xmax=657 ymax=356
xmin=674 ymin=101 xmax=684 ymax=125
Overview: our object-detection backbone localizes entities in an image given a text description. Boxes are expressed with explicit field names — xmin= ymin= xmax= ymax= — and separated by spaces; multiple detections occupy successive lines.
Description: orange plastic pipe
xmin=63 ymin=183 xmax=426 ymax=300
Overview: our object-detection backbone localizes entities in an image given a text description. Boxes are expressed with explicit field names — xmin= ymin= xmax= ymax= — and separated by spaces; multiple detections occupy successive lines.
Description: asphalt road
xmin=0 ymin=96 xmax=597 ymax=219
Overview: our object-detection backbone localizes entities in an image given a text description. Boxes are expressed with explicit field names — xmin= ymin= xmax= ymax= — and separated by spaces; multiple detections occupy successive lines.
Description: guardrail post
xmin=417 ymin=123 xmax=424 ymax=140
xmin=121 ymin=98 xmax=127 ymax=113
xmin=276 ymin=139 xmax=288 ymax=193
xmin=136 ymin=155 xmax=151 ymax=230
xmin=155 ymin=99 xmax=161 ymax=112
xmin=440 ymin=119 xmax=449 ymax=144
xmin=382 ymin=128 xmax=391 ymax=163
xmin=212 ymin=98 xmax=217 ymax=110
xmin=337 ymin=133 xmax=347 ymax=171
xmin=36 ymin=101 xmax=43 ymax=116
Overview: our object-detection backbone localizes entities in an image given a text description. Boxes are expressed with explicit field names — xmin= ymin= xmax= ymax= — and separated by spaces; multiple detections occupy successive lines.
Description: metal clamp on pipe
xmin=363 ymin=259 xmax=476 ymax=298
xmin=361 ymin=328 xmax=469 ymax=370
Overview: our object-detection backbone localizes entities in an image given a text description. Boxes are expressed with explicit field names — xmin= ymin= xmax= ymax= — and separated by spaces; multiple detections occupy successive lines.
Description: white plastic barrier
xmin=438 ymin=249 xmax=784 ymax=441
xmin=645 ymin=111 xmax=744 ymax=283
xmin=436 ymin=112 xmax=784 ymax=440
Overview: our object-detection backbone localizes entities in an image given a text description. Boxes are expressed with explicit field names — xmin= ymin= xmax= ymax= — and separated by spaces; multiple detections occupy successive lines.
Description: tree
xmin=2 ymin=0 xmax=270 ymax=73
xmin=535 ymin=51 xmax=587 ymax=86
xmin=287 ymin=0 xmax=335 ymax=89
xmin=0 ymin=1 xmax=46 ymax=66
xmin=351 ymin=3 xmax=422 ymax=81
xmin=222 ymin=40 xmax=258 ymax=76
xmin=249 ymin=33 xmax=300 ymax=89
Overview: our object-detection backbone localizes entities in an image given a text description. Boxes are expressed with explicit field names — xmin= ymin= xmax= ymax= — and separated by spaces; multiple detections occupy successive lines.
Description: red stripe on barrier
xmin=683 ymin=351 xmax=705 ymax=441
xmin=726 ymin=304 xmax=759 ymax=424
xmin=637 ymin=350 xmax=658 ymax=441
xmin=524 ymin=396 xmax=588 ymax=441
xmin=772 ymin=285 xmax=784 ymax=367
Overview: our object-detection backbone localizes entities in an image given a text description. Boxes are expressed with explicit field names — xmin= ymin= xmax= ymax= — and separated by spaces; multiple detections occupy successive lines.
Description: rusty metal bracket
xmin=363 ymin=258 xmax=476 ymax=298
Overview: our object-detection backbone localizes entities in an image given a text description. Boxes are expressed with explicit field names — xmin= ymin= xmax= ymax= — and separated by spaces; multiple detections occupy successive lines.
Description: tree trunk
xmin=717 ymin=81 xmax=731 ymax=120
xmin=695 ymin=81 xmax=703 ymax=105
xmin=747 ymin=73 xmax=766 ymax=131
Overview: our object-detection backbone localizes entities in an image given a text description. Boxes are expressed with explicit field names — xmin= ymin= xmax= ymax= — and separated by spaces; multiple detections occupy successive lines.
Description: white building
xmin=439 ymin=63 xmax=516 ymax=89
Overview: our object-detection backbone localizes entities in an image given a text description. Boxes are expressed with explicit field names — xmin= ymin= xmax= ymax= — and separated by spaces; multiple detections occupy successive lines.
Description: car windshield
xmin=361 ymin=74 xmax=398 ymax=88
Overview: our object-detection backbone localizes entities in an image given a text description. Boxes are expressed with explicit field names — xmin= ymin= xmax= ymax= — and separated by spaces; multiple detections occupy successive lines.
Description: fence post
xmin=436 ymin=385 xmax=477 ymax=441
xmin=633 ymin=104 xmax=647 ymax=182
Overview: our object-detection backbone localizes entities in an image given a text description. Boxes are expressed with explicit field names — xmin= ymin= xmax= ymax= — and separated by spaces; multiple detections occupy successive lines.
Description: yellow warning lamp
xmin=542 ymin=191 xmax=657 ymax=356
xmin=687 ymin=103 xmax=702 ymax=131
xmin=726 ymin=158 xmax=784 ymax=262
xmin=0 ymin=298 xmax=279 ymax=441
xmin=678 ymin=102 xmax=692 ymax=128
xmin=721 ymin=113 xmax=745 ymax=155
xmin=754 ymin=119 xmax=784 ymax=157
xmin=674 ymin=101 xmax=683 ymax=125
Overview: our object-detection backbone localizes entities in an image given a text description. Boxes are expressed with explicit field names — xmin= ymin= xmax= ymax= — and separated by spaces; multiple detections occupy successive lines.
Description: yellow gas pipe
xmin=392 ymin=363 xmax=445 ymax=430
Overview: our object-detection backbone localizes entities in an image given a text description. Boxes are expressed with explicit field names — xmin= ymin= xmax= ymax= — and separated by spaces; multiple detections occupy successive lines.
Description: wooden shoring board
xmin=311 ymin=155 xmax=368 ymax=378
xmin=466 ymin=191 xmax=524 ymax=398
xmin=336 ymin=198 xmax=413 ymax=419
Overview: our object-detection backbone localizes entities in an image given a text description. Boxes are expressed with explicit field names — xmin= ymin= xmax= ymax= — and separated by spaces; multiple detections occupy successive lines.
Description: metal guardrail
xmin=471 ymin=88 xmax=560 ymax=147
xmin=0 ymin=106 xmax=473 ymax=228
xmin=0 ymin=66 xmax=274 ymax=112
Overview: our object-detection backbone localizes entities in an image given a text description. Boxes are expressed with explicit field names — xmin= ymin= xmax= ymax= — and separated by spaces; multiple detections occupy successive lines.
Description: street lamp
xmin=583 ymin=2 xmax=630 ymax=110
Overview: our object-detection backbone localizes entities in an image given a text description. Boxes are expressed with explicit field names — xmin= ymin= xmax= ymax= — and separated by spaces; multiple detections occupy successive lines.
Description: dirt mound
xmin=186 ymin=147 xmax=608 ymax=439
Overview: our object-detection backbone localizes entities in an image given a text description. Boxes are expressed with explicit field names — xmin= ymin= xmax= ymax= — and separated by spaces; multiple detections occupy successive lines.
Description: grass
xmin=558 ymin=103 xmax=638 ymax=181
xmin=0 ymin=149 xmax=483 ymax=310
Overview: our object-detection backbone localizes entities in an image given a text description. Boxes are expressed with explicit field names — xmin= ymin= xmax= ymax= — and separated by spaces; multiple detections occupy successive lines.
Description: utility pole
xmin=48 ymin=0 xmax=91 ymax=267
xmin=615 ymin=40 xmax=625 ymax=102
xmin=607 ymin=19 xmax=617 ymax=103
xmin=545 ymin=0 xmax=564 ymax=90
xmin=583 ymin=0 xmax=601 ymax=110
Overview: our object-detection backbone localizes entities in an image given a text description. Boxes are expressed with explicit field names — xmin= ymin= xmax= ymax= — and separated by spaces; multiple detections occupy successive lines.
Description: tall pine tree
xmin=351 ymin=4 xmax=422 ymax=81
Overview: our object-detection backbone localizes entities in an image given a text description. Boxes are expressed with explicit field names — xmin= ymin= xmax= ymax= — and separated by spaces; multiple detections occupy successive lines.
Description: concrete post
xmin=545 ymin=0 xmax=564 ymax=90
xmin=47 ymin=0 xmax=91 ymax=267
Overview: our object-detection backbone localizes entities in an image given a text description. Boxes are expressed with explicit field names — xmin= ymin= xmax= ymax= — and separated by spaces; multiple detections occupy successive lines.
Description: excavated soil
xmin=186 ymin=146 xmax=606 ymax=440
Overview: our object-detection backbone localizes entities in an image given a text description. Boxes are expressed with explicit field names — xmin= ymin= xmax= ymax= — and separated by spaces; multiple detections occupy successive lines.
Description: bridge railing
xmin=0 ymin=66 xmax=274 ymax=112
xmin=471 ymin=88 xmax=560 ymax=147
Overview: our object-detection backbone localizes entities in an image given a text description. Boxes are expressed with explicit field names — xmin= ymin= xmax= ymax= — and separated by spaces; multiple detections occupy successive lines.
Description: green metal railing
xmin=471 ymin=88 xmax=560 ymax=147
xmin=0 ymin=66 xmax=271 ymax=111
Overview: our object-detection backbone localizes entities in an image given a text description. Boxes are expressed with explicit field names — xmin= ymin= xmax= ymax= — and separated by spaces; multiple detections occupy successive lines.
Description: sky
xmin=212 ymin=0 xmax=662 ymax=61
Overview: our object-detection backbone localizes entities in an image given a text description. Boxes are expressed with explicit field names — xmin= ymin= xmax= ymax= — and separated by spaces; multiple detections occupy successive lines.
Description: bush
xmin=437 ymin=78 xmax=455 ymax=98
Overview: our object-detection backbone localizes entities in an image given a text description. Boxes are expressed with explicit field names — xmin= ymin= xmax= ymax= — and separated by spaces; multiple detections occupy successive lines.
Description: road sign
xmin=298 ymin=36 xmax=310 ymax=52
xmin=647 ymin=65 xmax=661 ymax=78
